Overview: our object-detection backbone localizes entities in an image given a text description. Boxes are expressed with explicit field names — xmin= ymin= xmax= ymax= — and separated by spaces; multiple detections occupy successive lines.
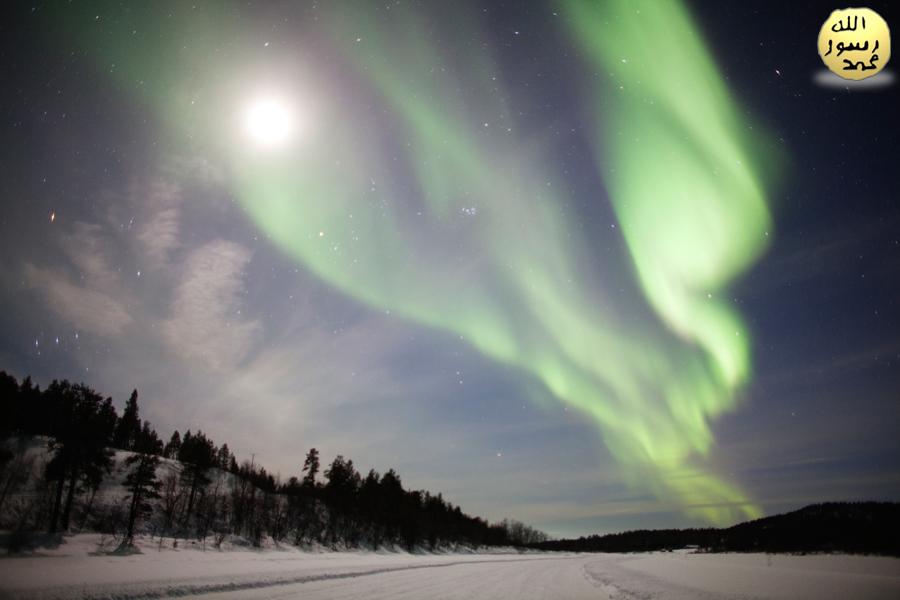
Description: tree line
xmin=0 ymin=371 xmax=547 ymax=550
xmin=531 ymin=502 xmax=900 ymax=556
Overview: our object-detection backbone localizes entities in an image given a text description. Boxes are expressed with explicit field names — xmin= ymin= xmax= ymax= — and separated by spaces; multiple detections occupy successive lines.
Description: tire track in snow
xmin=4 ymin=555 xmax=574 ymax=600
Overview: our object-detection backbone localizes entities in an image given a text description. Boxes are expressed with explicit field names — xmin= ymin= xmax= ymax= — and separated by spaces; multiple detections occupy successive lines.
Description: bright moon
xmin=243 ymin=96 xmax=295 ymax=148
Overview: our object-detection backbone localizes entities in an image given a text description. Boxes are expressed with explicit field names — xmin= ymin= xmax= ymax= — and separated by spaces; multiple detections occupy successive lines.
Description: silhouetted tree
xmin=0 ymin=374 xmax=31 ymax=513
xmin=324 ymin=456 xmax=359 ymax=509
xmin=163 ymin=431 xmax=182 ymax=458
xmin=113 ymin=390 xmax=141 ymax=450
xmin=44 ymin=381 xmax=115 ymax=532
xmin=136 ymin=421 xmax=164 ymax=456
xmin=18 ymin=376 xmax=43 ymax=435
xmin=358 ymin=469 xmax=383 ymax=546
xmin=0 ymin=371 xmax=18 ymax=440
xmin=177 ymin=430 xmax=216 ymax=521
xmin=159 ymin=469 xmax=183 ymax=536
xmin=302 ymin=448 xmax=320 ymax=488
xmin=123 ymin=451 xmax=161 ymax=544
xmin=230 ymin=459 xmax=256 ymax=537
xmin=324 ymin=455 xmax=360 ymax=544
xmin=217 ymin=443 xmax=232 ymax=470
xmin=379 ymin=469 xmax=404 ymax=542
xmin=0 ymin=436 xmax=33 ymax=516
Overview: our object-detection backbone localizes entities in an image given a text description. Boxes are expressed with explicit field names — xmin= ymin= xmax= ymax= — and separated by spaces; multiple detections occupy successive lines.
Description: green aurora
xmin=54 ymin=0 xmax=774 ymax=524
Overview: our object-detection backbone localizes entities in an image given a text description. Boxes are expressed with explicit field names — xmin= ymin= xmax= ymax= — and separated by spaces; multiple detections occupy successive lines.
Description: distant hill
xmin=533 ymin=502 xmax=900 ymax=556
xmin=712 ymin=502 xmax=900 ymax=555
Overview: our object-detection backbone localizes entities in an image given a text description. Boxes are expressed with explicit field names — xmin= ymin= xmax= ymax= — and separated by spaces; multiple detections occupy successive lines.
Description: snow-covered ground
xmin=1 ymin=535 xmax=899 ymax=599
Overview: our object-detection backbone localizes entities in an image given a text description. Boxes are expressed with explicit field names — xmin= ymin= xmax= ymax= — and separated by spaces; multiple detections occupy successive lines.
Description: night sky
xmin=1 ymin=1 xmax=898 ymax=538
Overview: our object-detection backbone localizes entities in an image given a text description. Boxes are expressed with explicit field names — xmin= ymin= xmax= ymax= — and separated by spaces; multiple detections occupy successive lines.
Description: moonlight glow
xmin=243 ymin=96 xmax=296 ymax=149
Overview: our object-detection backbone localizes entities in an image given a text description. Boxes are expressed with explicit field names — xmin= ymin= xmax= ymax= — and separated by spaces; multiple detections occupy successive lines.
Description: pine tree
xmin=359 ymin=469 xmax=383 ymax=546
xmin=163 ymin=431 xmax=182 ymax=458
xmin=0 ymin=371 xmax=19 ymax=440
xmin=44 ymin=381 xmax=115 ymax=533
xmin=136 ymin=421 xmax=164 ymax=456
xmin=123 ymin=450 xmax=161 ymax=544
xmin=113 ymin=390 xmax=141 ymax=450
xmin=19 ymin=376 xmax=43 ymax=435
xmin=97 ymin=397 xmax=118 ymax=447
xmin=324 ymin=455 xmax=360 ymax=543
xmin=178 ymin=430 xmax=216 ymax=521
xmin=217 ymin=443 xmax=231 ymax=470
xmin=302 ymin=448 xmax=320 ymax=488
xmin=178 ymin=430 xmax=193 ymax=460
xmin=380 ymin=469 xmax=405 ymax=543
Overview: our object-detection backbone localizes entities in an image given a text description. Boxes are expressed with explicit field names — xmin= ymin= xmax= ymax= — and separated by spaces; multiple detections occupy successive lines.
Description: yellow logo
xmin=818 ymin=7 xmax=891 ymax=80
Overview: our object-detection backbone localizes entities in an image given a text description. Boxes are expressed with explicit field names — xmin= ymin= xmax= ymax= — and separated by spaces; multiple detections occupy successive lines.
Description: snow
xmin=3 ymin=436 xmax=233 ymax=499
xmin=1 ymin=536 xmax=899 ymax=599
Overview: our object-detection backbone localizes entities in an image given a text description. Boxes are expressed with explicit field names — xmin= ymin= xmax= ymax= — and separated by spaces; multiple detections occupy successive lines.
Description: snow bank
xmin=0 ymin=533 xmax=548 ymax=599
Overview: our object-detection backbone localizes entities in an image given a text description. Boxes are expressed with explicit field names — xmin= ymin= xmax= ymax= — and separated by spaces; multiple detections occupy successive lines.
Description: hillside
xmin=0 ymin=372 xmax=547 ymax=552
xmin=533 ymin=502 xmax=900 ymax=556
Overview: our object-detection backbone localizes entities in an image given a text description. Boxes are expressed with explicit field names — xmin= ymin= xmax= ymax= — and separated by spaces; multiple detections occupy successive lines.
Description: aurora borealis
xmin=220 ymin=0 xmax=771 ymax=523
xmin=2 ymin=0 xmax=898 ymax=536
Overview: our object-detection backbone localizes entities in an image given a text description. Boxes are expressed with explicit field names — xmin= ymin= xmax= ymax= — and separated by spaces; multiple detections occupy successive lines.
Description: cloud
xmin=190 ymin=311 xmax=441 ymax=468
xmin=58 ymin=221 xmax=119 ymax=290
xmin=758 ymin=339 xmax=900 ymax=387
xmin=22 ymin=262 xmax=132 ymax=337
xmin=20 ymin=220 xmax=132 ymax=337
xmin=745 ymin=216 xmax=896 ymax=297
xmin=162 ymin=239 xmax=261 ymax=371
xmin=138 ymin=206 xmax=180 ymax=264
xmin=160 ymin=155 xmax=225 ymax=188
xmin=136 ymin=180 xmax=182 ymax=266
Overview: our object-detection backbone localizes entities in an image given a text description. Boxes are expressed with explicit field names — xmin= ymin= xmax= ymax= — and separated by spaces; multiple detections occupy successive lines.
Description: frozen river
xmin=2 ymin=536 xmax=899 ymax=599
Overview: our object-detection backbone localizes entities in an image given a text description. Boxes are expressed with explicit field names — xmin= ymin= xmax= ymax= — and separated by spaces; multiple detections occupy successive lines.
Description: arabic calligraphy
xmin=818 ymin=8 xmax=891 ymax=80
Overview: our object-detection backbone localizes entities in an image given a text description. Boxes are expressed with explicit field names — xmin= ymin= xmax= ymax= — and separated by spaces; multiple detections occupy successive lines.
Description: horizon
xmin=4 ymin=370 xmax=894 ymax=543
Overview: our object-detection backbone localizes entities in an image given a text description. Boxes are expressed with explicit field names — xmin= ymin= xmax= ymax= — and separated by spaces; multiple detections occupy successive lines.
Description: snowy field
xmin=1 ymin=535 xmax=899 ymax=599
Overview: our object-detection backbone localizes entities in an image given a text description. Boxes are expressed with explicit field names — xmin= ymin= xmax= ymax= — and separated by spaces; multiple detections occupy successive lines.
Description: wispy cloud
xmin=20 ymin=219 xmax=132 ymax=337
xmin=162 ymin=239 xmax=261 ymax=371
xmin=136 ymin=179 xmax=183 ymax=267
xmin=139 ymin=206 xmax=180 ymax=264
xmin=162 ymin=155 xmax=225 ymax=188
xmin=22 ymin=262 xmax=131 ymax=337
xmin=58 ymin=221 xmax=120 ymax=290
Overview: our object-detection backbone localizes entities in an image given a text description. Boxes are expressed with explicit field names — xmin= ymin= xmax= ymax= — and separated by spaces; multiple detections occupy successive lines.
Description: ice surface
xmin=1 ymin=535 xmax=898 ymax=599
